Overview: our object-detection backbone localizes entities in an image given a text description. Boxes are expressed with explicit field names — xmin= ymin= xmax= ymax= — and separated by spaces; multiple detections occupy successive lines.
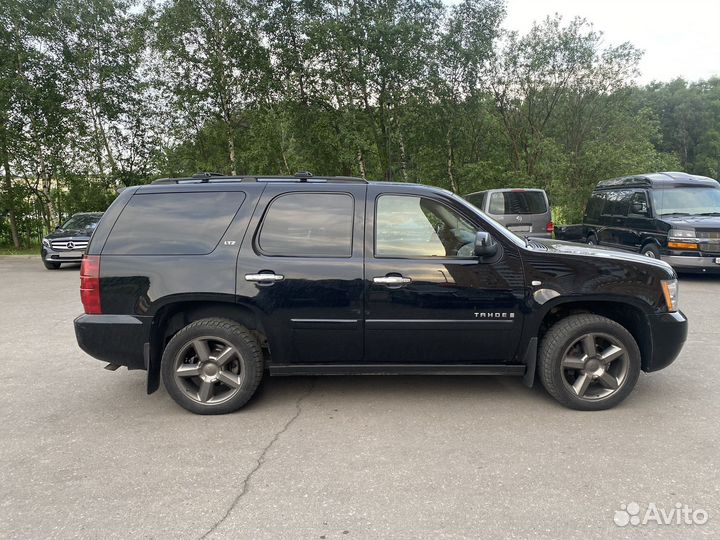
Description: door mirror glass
xmin=474 ymin=231 xmax=498 ymax=258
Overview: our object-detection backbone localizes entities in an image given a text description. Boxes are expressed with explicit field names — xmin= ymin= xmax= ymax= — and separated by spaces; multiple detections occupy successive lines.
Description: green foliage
xmin=1 ymin=1 xmax=718 ymax=249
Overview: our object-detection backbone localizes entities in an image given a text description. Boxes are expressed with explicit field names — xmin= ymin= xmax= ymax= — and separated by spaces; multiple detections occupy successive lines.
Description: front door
xmin=236 ymin=183 xmax=366 ymax=365
xmin=363 ymin=186 xmax=526 ymax=364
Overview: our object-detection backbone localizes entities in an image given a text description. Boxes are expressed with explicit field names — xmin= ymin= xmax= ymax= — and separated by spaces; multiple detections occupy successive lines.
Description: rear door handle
xmin=373 ymin=275 xmax=411 ymax=286
xmin=245 ymin=272 xmax=285 ymax=283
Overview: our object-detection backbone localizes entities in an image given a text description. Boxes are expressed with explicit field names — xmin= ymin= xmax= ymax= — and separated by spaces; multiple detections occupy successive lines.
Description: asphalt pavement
xmin=1 ymin=256 xmax=719 ymax=539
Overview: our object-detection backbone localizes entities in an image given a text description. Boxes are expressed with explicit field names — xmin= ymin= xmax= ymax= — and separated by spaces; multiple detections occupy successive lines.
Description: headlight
xmin=42 ymin=238 xmax=50 ymax=248
xmin=668 ymin=229 xmax=698 ymax=250
xmin=661 ymin=279 xmax=679 ymax=312
xmin=668 ymin=228 xmax=696 ymax=239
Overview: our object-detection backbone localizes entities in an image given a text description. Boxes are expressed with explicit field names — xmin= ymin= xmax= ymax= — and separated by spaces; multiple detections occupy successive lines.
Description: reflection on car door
xmin=363 ymin=185 xmax=526 ymax=364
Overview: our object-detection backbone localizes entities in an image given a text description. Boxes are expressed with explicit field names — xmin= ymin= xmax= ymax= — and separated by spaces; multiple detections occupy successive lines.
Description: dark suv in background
xmin=74 ymin=173 xmax=687 ymax=414
xmin=41 ymin=212 xmax=103 ymax=269
xmin=556 ymin=172 xmax=720 ymax=272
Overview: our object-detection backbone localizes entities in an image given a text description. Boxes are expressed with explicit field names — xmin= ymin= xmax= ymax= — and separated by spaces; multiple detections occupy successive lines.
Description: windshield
xmin=652 ymin=188 xmax=720 ymax=216
xmin=60 ymin=214 xmax=101 ymax=230
xmin=487 ymin=191 xmax=547 ymax=215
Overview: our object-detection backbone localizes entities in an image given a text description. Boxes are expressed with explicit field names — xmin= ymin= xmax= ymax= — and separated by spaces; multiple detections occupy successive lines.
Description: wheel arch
xmin=147 ymin=299 xmax=268 ymax=394
xmin=532 ymin=298 xmax=653 ymax=372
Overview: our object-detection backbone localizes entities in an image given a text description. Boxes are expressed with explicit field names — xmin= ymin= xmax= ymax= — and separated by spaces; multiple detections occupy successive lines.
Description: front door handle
xmin=245 ymin=272 xmax=285 ymax=283
xmin=373 ymin=275 xmax=411 ymax=286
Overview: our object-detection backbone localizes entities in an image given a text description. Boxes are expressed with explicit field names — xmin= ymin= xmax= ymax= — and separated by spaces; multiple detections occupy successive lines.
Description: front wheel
xmin=538 ymin=314 xmax=641 ymax=410
xmin=640 ymin=243 xmax=660 ymax=259
xmin=161 ymin=318 xmax=263 ymax=414
xmin=586 ymin=234 xmax=598 ymax=246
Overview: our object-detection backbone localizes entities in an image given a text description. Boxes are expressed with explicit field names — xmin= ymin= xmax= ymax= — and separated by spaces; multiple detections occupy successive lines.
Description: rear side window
xmin=103 ymin=192 xmax=245 ymax=255
xmin=487 ymin=191 xmax=547 ymax=215
xmin=602 ymin=190 xmax=632 ymax=216
xmin=465 ymin=192 xmax=486 ymax=210
xmin=257 ymin=193 xmax=353 ymax=257
xmin=585 ymin=192 xmax=605 ymax=220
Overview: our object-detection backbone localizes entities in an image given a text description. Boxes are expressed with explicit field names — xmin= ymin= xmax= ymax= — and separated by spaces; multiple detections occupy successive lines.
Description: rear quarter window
xmin=103 ymin=192 xmax=246 ymax=255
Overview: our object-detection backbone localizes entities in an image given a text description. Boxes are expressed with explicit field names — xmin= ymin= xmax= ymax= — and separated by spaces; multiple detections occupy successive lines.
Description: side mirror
xmin=55 ymin=225 xmax=62 ymax=230
xmin=474 ymin=231 xmax=498 ymax=259
xmin=631 ymin=203 xmax=646 ymax=215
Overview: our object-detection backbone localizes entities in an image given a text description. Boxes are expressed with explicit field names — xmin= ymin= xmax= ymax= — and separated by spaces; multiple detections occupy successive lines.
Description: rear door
xmin=236 ymin=183 xmax=366 ymax=365
xmin=598 ymin=189 xmax=631 ymax=246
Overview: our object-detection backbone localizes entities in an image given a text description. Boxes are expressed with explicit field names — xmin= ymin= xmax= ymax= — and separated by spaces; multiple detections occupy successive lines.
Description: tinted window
xmin=487 ymin=191 xmax=547 ymax=215
xmin=602 ymin=190 xmax=632 ymax=216
xmin=104 ymin=192 xmax=245 ymax=255
xmin=376 ymin=195 xmax=477 ymax=257
xmin=464 ymin=192 xmax=486 ymax=210
xmin=257 ymin=193 xmax=353 ymax=257
xmin=585 ymin=192 xmax=605 ymax=220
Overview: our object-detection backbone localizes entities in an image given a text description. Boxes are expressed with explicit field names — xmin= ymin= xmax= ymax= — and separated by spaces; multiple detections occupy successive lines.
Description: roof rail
xmin=151 ymin=173 xmax=368 ymax=185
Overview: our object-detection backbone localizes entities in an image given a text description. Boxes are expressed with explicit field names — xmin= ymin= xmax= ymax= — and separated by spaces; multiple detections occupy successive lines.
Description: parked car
xmin=41 ymin=212 xmax=103 ymax=269
xmin=74 ymin=172 xmax=687 ymax=414
xmin=464 ymin=188 xmax=553 ymax=238
xmin=555 ymin=172 xmax=720 ymax=273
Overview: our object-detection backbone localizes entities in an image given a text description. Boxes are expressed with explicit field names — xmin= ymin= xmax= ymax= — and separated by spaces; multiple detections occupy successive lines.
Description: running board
xmin=268 ymin=364 xmax=526 ymax=376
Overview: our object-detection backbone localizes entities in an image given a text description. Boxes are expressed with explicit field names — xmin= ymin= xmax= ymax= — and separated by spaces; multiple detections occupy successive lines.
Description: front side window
xmin=375 ymin=195 xmax=477 ymax=258
xmin=257 ymin=192 xmax=353 ymax=257
xmin=629 ymin=191 xmax=650 ymax=216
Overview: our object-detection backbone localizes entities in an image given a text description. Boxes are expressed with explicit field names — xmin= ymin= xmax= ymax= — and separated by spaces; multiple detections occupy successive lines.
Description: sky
xmin=460 ymin=0 xmax=720 ymax=84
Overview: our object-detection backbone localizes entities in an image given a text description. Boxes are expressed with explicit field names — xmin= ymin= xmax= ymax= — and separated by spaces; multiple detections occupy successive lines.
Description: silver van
xmin=464 ymin=188 xmax=553 ymax=238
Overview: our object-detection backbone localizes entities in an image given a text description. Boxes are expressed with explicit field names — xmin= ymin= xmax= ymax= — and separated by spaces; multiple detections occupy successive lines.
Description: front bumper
xmin=74 ymin=314 xmax=152 ymax=370
xmin=645 ymin=311 xmax=688 ymax=372
xmin=41 ymin=247 xmax=85 ymax=263
xmin=661 ymin=254 xmax=720 ymax=272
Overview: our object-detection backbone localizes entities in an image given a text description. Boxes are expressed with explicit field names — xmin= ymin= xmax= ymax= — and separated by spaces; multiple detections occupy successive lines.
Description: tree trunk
xmin=1 ymin=137 xmax=20 ymax=248
xmin=447 ymin=127 xmax=459 ymax=193
xmin=399 ymin=133 xmax=408 ymax=182
xmin=227 ymin=130 xmax=237 ymax=176
xmin=357 ymin=149 xmax=367 ymax=179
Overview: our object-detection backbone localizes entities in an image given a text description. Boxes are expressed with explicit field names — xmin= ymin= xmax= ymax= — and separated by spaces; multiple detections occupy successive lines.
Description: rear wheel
xmin=161 ymin=318 xmax=263 ymax=414
xmin=43 ymin=260 xmax=61 ymax=270
xmin=640 ymin=243 xmax=660 ymax=259
xmin=538 ymin=314 xmax=641 ymax=410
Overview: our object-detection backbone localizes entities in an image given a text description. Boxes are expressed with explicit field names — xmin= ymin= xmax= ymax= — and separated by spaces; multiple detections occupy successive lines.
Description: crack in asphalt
xmin=198 ymin=379 xmax=316 ymax=540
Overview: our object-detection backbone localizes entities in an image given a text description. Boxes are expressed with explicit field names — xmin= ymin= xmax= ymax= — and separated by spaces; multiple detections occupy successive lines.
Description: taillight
xmin=546 ymin=221 xmax=554 ymax=233
xmin=80 ymin=255 xmax=102 ymax=314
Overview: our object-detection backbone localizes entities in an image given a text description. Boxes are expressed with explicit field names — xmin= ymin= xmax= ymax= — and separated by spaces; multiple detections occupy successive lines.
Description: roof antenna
xmin=294 ymin=171 xmax=313 ymax=180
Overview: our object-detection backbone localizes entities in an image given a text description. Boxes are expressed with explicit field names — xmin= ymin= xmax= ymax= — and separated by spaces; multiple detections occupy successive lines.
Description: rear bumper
xmin=645 ymin=311 xmax=688 ymax=372
xmin=661 ymin=254 xmax=720 ymax=272
xmin=74 ymin=314 xmax=151 ymax=370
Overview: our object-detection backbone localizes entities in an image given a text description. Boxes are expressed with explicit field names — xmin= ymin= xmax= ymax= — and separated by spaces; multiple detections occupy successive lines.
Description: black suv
xmin=41 ymin=212 xmax=103 ymax=269
xmin=74 ymin=173 xmax=688 ymax=414
xmin=556 ymin=172 xmax=720 ymax=272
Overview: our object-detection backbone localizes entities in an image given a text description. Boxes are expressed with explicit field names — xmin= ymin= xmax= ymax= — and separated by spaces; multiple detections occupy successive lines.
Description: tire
xmin=586 ymin=234 xmax=598 ymax=246
xmin=43 ymin=260 xmax=61 ymax=270
xmin=640 ymin=243 xmax=660 ymax=259
xmin=538 ymin=314 xmax=641 ymax=411
xmin=161 ymin=317 xmax=263 ymax=415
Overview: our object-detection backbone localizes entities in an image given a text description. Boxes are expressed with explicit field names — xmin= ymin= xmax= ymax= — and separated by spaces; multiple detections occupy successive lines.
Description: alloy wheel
xmin=560 ymin=332 xmax=630 ymax=401
xmin=173 ymin=336 xmax=244 ymax=405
